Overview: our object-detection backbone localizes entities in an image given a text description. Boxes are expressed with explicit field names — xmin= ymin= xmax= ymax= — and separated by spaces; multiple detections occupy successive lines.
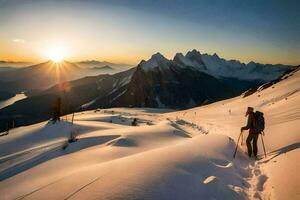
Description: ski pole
xmin=233 ymin=131 xmax=243 ymax=158
xmin=261 ymin=132 xmax=267 ymax=158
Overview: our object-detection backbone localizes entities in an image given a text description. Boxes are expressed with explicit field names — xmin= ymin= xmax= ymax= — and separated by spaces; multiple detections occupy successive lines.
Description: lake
xmin=0 ymin=93 xmax=27 ymax=110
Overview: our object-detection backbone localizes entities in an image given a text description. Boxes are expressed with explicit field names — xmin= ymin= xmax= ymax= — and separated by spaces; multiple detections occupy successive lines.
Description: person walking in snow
xmin=241 ymin=107 xmax=259 ymax=158
xmin=52 ymin=97 xmax=62 ymax=123
xmin=132 ymin=118 xmax=138 ymax=126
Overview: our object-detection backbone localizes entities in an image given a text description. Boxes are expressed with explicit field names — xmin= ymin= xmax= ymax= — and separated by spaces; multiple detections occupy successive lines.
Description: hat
xmin=247 ymin=107 xmax=254 ymax=111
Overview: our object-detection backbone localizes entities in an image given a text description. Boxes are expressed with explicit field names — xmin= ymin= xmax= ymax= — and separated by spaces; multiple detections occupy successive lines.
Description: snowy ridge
xmin=174 ymin=53 xmax=197 ymax=67
xmin=201 ymin=54 xmax=291 ymax=81
xmin=173 ymin=52 xmax=206 ymax=71
xmin=139 ymin=52 xmax=173 ymax=71
xmin=139 ymin=49 xmax=292 ymax=81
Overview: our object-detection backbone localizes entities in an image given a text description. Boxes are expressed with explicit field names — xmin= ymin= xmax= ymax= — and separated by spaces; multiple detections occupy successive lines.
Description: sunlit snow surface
xmin=0 ymin=69 xmax=300 ymax=200
xmin=0 ymin=93 xmax=27 ymax=109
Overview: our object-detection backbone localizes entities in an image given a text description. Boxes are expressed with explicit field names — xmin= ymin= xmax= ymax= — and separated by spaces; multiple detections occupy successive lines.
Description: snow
xmin=0 ymin=68 xmax=299 ymax=199
xmin=0 ymin=93 xmax=27 ymax=109
xmin=118 ymin=74 xmax=132 ymax=87
xmin=198 ymin=53 xmax=290 ymax=81
xmin=111 ymin=89 xmax=127 ymax=102
xmin=169 ymin=68 xmax=300 ymax=199
xmin=139 ymin=50 xmax=291 ymax=81
xmin=140 ymin=52 xmax=173 ymax=71
xmin=81 ymin=99 xmax=97 ymax=109
xmin=174 ymin=53 xmax=197 ymax=68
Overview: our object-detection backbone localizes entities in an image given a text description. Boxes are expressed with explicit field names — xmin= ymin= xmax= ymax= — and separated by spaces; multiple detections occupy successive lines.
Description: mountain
xmin=0 ymin=68 xmax=136 ymax=131
xmin=0 ymin=61 xmax=87 ymax=95
xmin=88 ymin=65 xmax=116 ymax=75
xmin=175 ymin=49 xmax=292 ymax=81
xmin=0 ymin=61 xmax=32 ymax=68
xmin=85 ymin=51 xmax=293 ymax=109
xmin=76 ymin=60 xmax=133 ymax=69
xmin=101 ymin=53 xmax=235 ymax=108
xmin=77 ymin=60 xmax=134 ymax=75
xmin=92 ymin=65 xmax=114 ymax=70
xmin=0 ymin=67 xmax=16 ymax=72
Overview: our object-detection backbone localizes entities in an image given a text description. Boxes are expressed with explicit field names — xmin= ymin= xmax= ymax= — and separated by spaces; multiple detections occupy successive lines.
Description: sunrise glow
xmin=46 ymin=47 xmax=65 ymax=63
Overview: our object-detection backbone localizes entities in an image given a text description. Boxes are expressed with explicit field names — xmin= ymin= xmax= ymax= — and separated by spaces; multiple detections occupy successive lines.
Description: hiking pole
xmin=241 ymin=131 xmax=244 ymax=145
xmin=261 ymin=132 xmax=267 ymax=158
xmin=233 ymin=131 xmax=243 ymax=158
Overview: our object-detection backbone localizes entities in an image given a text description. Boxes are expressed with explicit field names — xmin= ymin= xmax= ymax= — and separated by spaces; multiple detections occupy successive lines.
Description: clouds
xmin=12 ymin=39 xmax=26 ymax=43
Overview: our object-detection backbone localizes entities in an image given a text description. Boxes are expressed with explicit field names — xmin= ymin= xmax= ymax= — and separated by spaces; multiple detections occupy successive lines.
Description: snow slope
xmin=168 ymin=67 xmax=300 ymax=199
xmin=0 ymin=93 xmax=27 ymax=109
xmin=0 ymin=68 xmax=299 ymax=199
xmin=0 ymin=109 xmax=251 ymax=200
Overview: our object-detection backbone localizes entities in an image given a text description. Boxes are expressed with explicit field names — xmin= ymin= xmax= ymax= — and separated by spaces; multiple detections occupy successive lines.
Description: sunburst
xmin=47 ymin=47 xmax=65 ymax=63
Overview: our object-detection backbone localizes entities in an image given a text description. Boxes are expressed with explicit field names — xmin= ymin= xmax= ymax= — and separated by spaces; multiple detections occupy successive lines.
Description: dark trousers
xmin=246 ymin=133 xmax=259 ymax=157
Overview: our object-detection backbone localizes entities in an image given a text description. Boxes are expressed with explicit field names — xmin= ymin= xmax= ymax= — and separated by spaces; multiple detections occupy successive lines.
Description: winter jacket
xmin=243 ymin=112 xmax=257 ymax=134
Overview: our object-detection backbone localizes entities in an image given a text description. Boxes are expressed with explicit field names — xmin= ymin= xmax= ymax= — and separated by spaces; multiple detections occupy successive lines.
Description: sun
xmin=47 ymin=47 xmax=65 ymax=63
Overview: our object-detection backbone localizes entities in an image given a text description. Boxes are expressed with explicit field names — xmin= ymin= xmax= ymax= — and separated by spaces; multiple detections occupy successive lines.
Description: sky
xmin=0 ymin=0 xmax=299 ymax=65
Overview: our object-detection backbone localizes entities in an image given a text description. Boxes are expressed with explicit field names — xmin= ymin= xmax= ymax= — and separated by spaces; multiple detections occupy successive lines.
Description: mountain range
xmin=0 ymin=61 xmax=85 ymax=95
xmin=0 ymin=61 xmax=32 ymax=68
xmin=76 ymin=60 xmax=133 ymax=69
xmin=0 ymin=60 xmax=129 ymax=96
xmin=0 ymin=49 xmax=295 ymax=131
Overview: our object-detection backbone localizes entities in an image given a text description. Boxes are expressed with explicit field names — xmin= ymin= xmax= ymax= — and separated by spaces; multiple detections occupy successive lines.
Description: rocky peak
xmin=186 ymin=49 xmax=201 ymax=58
xmin=139 ymin=52 xmax=171 ymax=71
xmin=184 ymin=49 xmax=206 ymax=70
xmin=173 ymin=53 xmax=185 ymax=61
xmin=212 ymin=53 xmax=220 ymax=59
xmin=151 ymin=52 xmax=166 ymax=60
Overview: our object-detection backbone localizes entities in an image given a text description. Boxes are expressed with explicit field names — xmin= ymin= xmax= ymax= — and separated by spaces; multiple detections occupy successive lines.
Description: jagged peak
xmin=174 ymin=53 xmax=185 ymax=59
xmin=186 ymin=49 xmax=201 ymax=57
xmin=212 ymin=53 xmax=220 ymax=58
xmin=247 ymin=61 xmax=257 ymax=65
xmin=150 ymin=52 xmax=167 ymax=61
xmin=139 ymin=52 xmax=170 ymax=71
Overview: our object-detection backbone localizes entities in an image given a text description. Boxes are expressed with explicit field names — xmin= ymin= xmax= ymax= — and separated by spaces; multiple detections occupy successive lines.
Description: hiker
xmin=52 ymin=97 xmax=62 ymax=123
xmin=132 ymin=118 xmax=137 ymax=126
xmin=241 ymin=107 xmax=259 ymax=158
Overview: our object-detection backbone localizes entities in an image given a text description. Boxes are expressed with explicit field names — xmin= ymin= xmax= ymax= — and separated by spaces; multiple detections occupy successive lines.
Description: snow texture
xmin=1 ymin=68 xmax=300 ymax=200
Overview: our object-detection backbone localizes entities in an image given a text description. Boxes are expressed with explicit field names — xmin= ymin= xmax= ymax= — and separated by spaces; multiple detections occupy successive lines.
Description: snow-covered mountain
xmin=138 ymin=52 xmax=175 ymax=71
xmin=95 ymin=50 xmax=292 ymax=109
xmin=0 ymin=65 xmax=299 ymax=200
xmin=173 ymin=49 xmax=291 ymax=81
xmin=108 ymin=53 xmax=235 ymax=108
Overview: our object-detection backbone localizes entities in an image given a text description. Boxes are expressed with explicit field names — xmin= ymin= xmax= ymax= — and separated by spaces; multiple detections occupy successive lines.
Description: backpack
xmin=255 ymin=111 xmax=265 ymax=133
